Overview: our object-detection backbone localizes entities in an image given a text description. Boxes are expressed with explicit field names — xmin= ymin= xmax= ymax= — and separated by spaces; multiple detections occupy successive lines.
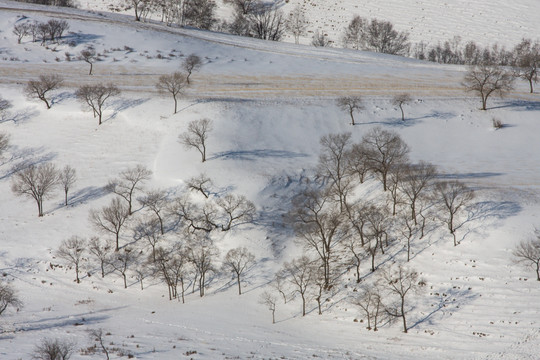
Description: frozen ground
xmin=0 ymin=1 xmax=540 ymax=359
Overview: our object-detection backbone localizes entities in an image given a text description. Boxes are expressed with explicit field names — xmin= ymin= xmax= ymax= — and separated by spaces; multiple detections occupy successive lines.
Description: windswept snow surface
xmin=1 ymin=1 xmax=540 ymax=359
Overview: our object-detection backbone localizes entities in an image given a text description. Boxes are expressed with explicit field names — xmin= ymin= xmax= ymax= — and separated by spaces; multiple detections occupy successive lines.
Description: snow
xmin=1 ymin=0 xmax=540 ymax=359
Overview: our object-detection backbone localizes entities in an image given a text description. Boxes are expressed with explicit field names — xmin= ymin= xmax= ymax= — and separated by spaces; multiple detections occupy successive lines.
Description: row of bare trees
xmin=23 ymin=72 xmax=121 ymax=124
xmin=13 ymin=19 xmax=69 ymax=45
xmin=259 ymin=128 xmax=474 ymax=332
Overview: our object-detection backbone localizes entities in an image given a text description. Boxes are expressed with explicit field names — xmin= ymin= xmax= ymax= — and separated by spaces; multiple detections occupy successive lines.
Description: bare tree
xmin=513 ymin=236 xmax=540 ymax=281
xmin=0 ymin=281 xmax=22 ymax=316
xmin=364 ymin=204 xmax=391 ymax=258
xmin=346 ymin=143 xmax=370 ymax=184
xmin=353 ymin=285 xmax=383 ymax=330
xmin=152 ymin=246 xmax=190 ymax=302
xmin=363 ymin=19 xmax=410 ymax=56
xmin=289 ymin=188 xmax=346 ymax=289
xmin=513 ymin=38 xmax=540 ymax=93
xmin=155 ymin=72 xmax=188 ymax=114
xmin=399 ymin=162 xmax=438 ymax=225
xmin=11 ymin=162 xmax=58 ymax=217
xmin=183 ymin=0 xmax=217 ymax=30
xmin=88 ymin=329 xmax=110 ymax=360
xmin=13 ymin=22 xmax=31 ymax=44
xmin=393 ymin=93 xmax=412 ymax=121
xmin=342 ymin=15 xmax=366 ymax=50
xmin=311 ymin=29 xmax=331 ymax=47
xmin=127 ymin=0 xmax=147 ymax=21
xmin=0 ymin=132 xmax=10 ymax=158
xmin=79 ymin=47 xmax=97 ymax=75
xmin=187 ymin=173 xmax=213 ymax=198
xmin=395 ymin=209 xmax=419 ymax=262
xmin=89 ymin=197 xmax=130 ymax=251
xmin=168 ymin=194 xmax=218 ymax=233
xmin=247 ymin=2 xmax=285 ymax=41
xmin=463 ymin=63 xmax=514 ymax=110
xmin=216 ymin=193 xmax=256 ymax=231
xmin=380 ymin=265 xmax=425 ymax=333
xmin=317 ymin=132 xmax=353 ymax=212
xmin=110 ymin=247 xmax=137 ymax=288
xmin=187 ymin=233 xmax=218 ymax=297
xmin=139 ymin=189 xmax=168 ymax=234
xmin=133 ymin=217 xmax=162 ymax=261
xmin=343 ymin=200 xmax=368 ymax=247
xmin=33 ymin=338 xmax=75 ymax=360
xmin=0 ymin=96 xmax=13 ymax=120
xmin=56 ymin=236 xmax=86 ymax=284
xmin=279 ymin=256 xmax=316 ymax=316
xmin=344 ymin=227 xmax=364 ymax=283
xmin=58 ymin=165 xmax=76 ymax=206
xmin=88 ymin=236 xmax=111 ymax=278
xmin=258 ymin=290 xmax=277 ymax=323
xmin=224 ymin=0 xmax=256 ymax=15
xmin=361 ymin=127 xmax=410 ymax=191
xmin=45 ymin=19 xmax=69 ymax=43
xmin=435 ymin=180 xmax=474 ymax=246
xmin=182 ymin=54 xmax=203 ymax=85
xmin=336 ymin=96 xmax=364 ymax=125
xmin=106 ymin=164 xmax=152 ymax=215
xmin=222 ymin=247 xmax=255 ymax=295
xmin=286 ymin=5 xmax=308 ymax=44
xmin=179 ymin=118 xmax=213 ymax=162
xmin=25 ymin=74 xmax=64 ymax=109
xmin=75 ymin=84 xmax=121 ymax=125
xmin=387 ymin=162 xmax=408 ymax=216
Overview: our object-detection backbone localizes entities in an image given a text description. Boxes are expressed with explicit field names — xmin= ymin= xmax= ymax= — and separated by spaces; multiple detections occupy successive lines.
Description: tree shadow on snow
xmin=0 ymin=147 xmax=57 ymax=180
xmin=209 ymin=149 xmax=308 ymax=162
xmin=106 ymin=97 xmax=149 ymax=122
xmin=51 ymin=91 xmax=76 ymax=106
xmin=438 ymin=172 xmax=504 ymax=180
xmin=0 ymin=108 xmax=39 ymax=125
xmin=410 ymin=287 xmax=480 ymax=330
xmin=12 ymin=307 xmax=125 ymax=333
xmin=491 ymin=99 xmax=540 ymax=111
xmin=63 ymin=32 xmax=103 ymax=46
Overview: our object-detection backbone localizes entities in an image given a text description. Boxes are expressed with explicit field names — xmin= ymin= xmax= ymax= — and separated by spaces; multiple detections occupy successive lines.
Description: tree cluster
xmin=13 ymin=19 xmax=69 ymax=45
xmin=262 ymin=128 xmax=474 ymax=332
xmin=342 ymin=15 xmax=410 ymax=56
xmin=11 ymin=162 xmax=77 ymax=217
xmin=54 ymin=165 xmax=257 ymax=302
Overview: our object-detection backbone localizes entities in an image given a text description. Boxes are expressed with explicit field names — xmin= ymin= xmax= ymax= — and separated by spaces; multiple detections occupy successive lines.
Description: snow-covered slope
xmin=1 ymin=1 xmax=540 ymax=359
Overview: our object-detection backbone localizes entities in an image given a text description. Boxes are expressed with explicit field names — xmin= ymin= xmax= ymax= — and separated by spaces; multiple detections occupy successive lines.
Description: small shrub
xmin=492 ymin=117 xmax=503 ymax=129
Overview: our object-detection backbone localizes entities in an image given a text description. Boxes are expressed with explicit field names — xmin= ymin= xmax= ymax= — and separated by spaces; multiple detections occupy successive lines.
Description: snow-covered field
xmin=1 ymin=0 xmax=540 ymax=359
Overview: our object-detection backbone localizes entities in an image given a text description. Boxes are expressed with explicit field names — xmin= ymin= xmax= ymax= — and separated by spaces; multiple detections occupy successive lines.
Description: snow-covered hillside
xmin=75 ymin=0 xmax=540 ymax=48
xmin=0 ymin=1 xmax=540 ymax=359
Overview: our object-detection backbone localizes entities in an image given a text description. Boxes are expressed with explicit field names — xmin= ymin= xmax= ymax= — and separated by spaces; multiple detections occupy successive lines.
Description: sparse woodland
xmin=2 ymin=0 xmax=540 ymax=358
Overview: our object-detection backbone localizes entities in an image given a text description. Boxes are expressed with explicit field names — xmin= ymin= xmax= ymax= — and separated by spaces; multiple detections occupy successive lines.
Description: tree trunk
xmin=114 ymin=233 xmax=119 ymax=252
xmin=75 ymin=263 xmax=80 ymax=283
xmin=401 ymin=299 xmax=407 ymax=333
xmin=237 ymin=273 xmax=242 ymax=295
xmin=399 ymin=104 xmax=405 ymax=121
xmin=481 ymin=96 xmax=487 ymax=111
